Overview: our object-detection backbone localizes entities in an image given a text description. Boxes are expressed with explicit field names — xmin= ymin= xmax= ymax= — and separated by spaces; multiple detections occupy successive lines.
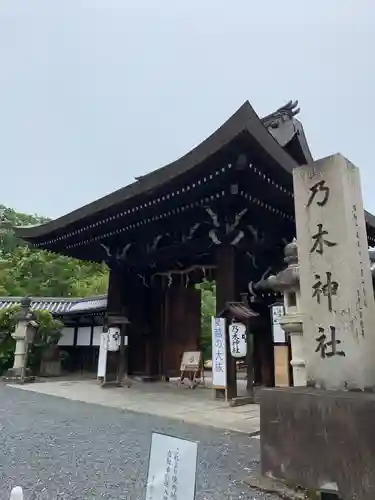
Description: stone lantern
xmin=276 ymin=240 xmax=306 ymax=387
xmin=6 ymin=297 xmax=37 ymax=382
xmin=249 ymin=239 xmax=306 ymax=386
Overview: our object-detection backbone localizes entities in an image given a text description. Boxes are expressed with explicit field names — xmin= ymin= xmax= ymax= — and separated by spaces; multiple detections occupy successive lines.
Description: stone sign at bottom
xmin=146 ymin=433 xmax=198 ymax=500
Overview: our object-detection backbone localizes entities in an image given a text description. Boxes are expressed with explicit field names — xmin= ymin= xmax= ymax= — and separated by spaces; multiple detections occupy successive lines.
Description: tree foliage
xmin=196 ymin=281 xmax=215 ymax=361
xmin=0 ymin=307 xmax=18 ymax=374
xmin=0 ymin=245 xmax=108 ymax=297
xmin=0 ymin=205 xmax=108 ymax=297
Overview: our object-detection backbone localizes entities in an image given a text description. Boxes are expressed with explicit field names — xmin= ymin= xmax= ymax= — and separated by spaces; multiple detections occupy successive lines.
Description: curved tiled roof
xmin=13 ymin=100 xmax=313 ymax=241
xmin=12 ymin=98 xmax=375 ymax=244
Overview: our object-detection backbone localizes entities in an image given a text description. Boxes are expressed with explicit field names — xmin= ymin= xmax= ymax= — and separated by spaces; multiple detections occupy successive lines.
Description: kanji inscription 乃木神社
xmin=293 ymin=154 xmax=375 ymax=391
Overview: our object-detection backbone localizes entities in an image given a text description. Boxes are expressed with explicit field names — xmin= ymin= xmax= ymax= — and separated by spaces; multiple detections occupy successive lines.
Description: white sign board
xmin=211 ymin=317 xmax=227 ymax=388
xmin=145 ymin=432 xmax=198 ymax=500
xmin=228 ymin=322 xmax=247 ymax=358
xmin=97 ymin=332 xmax=108 ymax=378
xmin=271 ymin=304 xmax=286 ymax=344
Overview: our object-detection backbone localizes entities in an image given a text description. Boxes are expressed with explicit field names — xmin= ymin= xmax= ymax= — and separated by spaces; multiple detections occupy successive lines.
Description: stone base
xmin=229 ymin=396 xmax=255 ymax=407
xmin=214 ymin=388 xmax=226 ymax=400
xmin=132 ymin=375 xmax=160 ymax=383
xmin=117 ymin=376 xmax=132 ymax=387
xmin=100 ymin=381 xmax=121 ymax=389
xmin=244 ymin=471 xmax=308 ymax=500
xmin=99 ymin=375 xmax=132 ymax=388
xmin=40 ymin=360 xmax=62 ymax=377
xmin=3 ymin=367 xmax=35 ymax=383
xmin=140 ymin=375 xmax=160 ymax=382
xmin=260 ymin=387 xmax=375 ymax=499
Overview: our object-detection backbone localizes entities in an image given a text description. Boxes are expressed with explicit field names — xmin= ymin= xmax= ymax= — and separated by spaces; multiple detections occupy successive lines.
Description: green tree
xmin=0 ymin=245 xmax=108 ymax=297
xmin=0 ymin=307 xmax=18 ymax=374
xmin=0 ymin=204 xmax=109 ymax=298
xmin=0 ymin=205 xmax=49 ymax=256
xmin=196 ymin=281 xmax=216 ymax=361
xmin=69 ymin=268 xmax=109 ymax=296
xmin=28 ymin=310 xmax=64 ymax=373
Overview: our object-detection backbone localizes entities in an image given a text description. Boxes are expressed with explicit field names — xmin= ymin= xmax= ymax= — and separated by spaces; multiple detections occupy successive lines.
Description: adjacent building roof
xmin=0 ymin=296 xmax=108 ymax=315
xmin=65 ymin=297 xmax=107 ymax=314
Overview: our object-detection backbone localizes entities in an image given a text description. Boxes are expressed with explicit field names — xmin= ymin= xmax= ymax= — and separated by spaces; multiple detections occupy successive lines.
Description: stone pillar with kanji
xmin=293 ymin=153 xmax=375 ymax=391
xmin=260 ymin=154 xmax=375 ymax=498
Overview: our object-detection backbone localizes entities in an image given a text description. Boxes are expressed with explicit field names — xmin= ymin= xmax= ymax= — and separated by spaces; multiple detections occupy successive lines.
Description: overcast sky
xmin=0 ymin=1 xmax=374 ymax=219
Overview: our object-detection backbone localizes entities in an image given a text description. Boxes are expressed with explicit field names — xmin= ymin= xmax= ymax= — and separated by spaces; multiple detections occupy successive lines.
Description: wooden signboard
xmin=274 ymin=345 xmax=290 ymax=387
xmin=180 ymin=351 xmax=201 ymax=371
xmin=178 ymin=351 xmax=204 ymax=389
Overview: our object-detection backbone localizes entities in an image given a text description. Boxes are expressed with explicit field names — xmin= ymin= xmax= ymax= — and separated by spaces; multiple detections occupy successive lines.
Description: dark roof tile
xmin=0 ymin=296 xmax=108 ymax=315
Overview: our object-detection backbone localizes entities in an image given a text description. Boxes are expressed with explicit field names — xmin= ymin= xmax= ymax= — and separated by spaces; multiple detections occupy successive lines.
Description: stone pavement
xmin=0 ymin=385 xmax=272 ymax=500
xmin=9 ymin=378 xmax=260 ymax=435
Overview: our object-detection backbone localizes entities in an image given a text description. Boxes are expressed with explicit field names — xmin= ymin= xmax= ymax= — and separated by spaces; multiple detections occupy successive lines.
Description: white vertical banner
xmin=97 ymin=332 xmax=108 ymax=378
xmin=145 ymin=433 xmax=198 ymax=500
xmin=211 ymin=317 xmax=227 ymax=388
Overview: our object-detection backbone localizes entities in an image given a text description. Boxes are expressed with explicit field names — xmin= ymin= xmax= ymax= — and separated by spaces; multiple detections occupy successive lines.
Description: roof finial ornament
xmin=276 ymin=100 xmax=300 ymax=119
xmin=261 ymin=99 xmax=301 ymax=129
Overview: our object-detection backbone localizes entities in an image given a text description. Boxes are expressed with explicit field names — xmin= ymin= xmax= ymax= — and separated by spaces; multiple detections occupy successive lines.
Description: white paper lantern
xmin=107 ymin=327 xmax=121 ymax=351
xmin=228 ymin=322 xmax=247 ymax=358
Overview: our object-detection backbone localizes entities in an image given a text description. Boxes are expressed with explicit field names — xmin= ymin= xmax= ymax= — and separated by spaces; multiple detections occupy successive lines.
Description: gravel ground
xmin=0 ymin=385 xmax=278 ymax=500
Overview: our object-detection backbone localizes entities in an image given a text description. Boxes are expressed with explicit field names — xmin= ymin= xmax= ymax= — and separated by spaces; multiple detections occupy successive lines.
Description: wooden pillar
xmin=246 ymin=330 xmax=254 ymax=395
xmin=117 ymin=323 xmax=128 ymax=383
xmin=241 ymin=293 xmax=255 ymax=400
xmin=216 ymin=244 xmax=239 ymax=400
xmin=162 ymin=285 xmax=201 ymax=379
xmin=145 ymin=341 xmax=152 ymax=377
xmin=144 ymin=338 xmax=157 ymax=380
xmin=140 ymin=284 xmax=163 ymax=381
xmin=106 ymin=267 xmax=129 ymax=383
xmin=107 ymin=267 xmax=126 ymax=314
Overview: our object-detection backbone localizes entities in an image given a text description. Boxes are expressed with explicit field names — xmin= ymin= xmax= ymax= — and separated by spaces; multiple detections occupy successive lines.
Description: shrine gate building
xmin=15 ymin=100 xmax=375 ymax=396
